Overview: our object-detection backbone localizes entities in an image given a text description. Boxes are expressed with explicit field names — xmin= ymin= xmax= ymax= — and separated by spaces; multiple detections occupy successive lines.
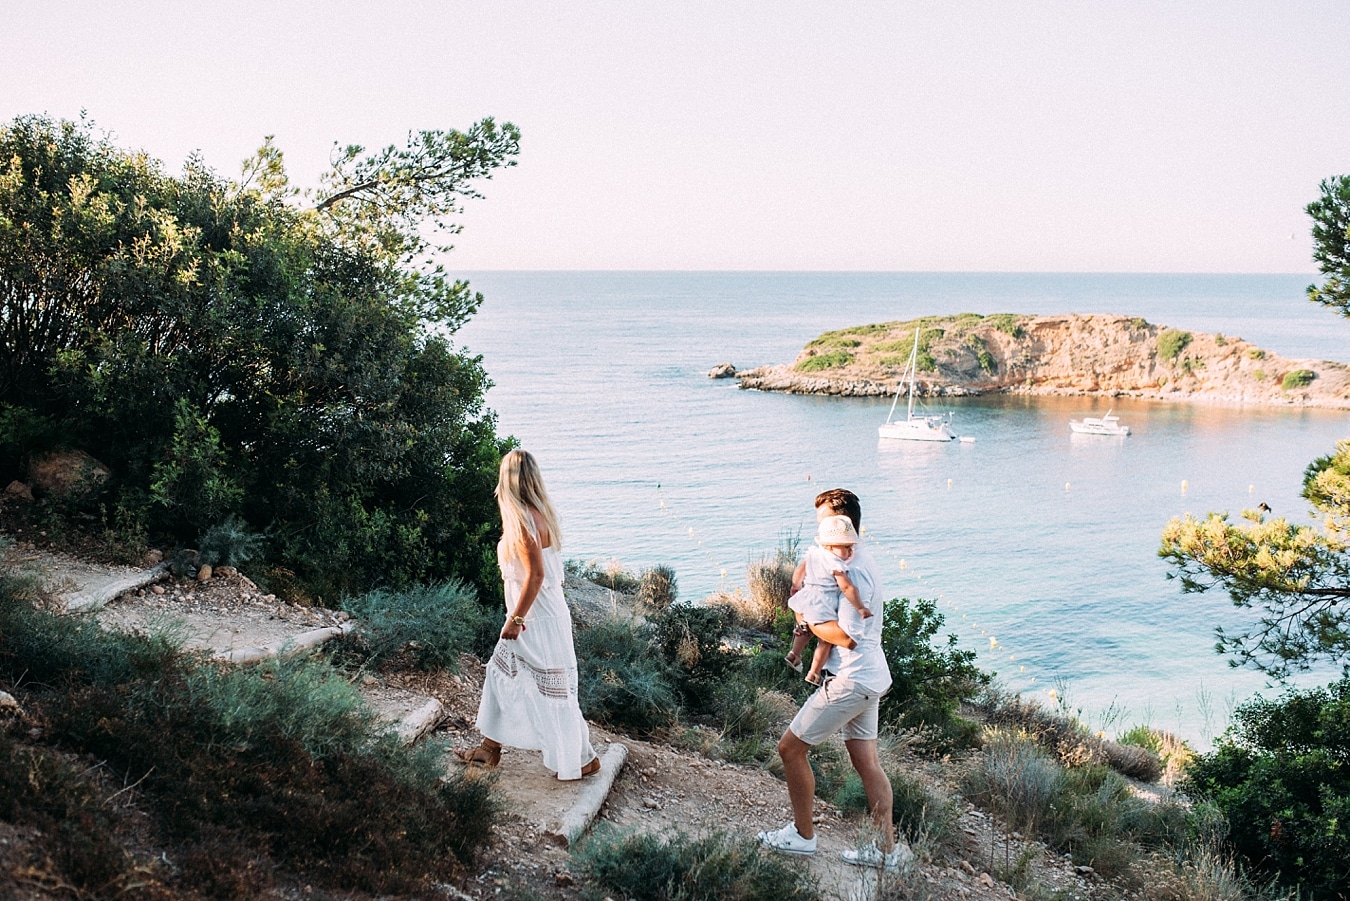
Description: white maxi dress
xmin=476 ymin=529 xmax=596 ymax=780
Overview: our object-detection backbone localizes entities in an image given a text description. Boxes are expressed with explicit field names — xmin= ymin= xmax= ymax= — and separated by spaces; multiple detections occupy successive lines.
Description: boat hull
xmin=878 ymin=419 xmax=956 ymax=441
xmin=1070 ymin=421 xmax=1130 ymax=436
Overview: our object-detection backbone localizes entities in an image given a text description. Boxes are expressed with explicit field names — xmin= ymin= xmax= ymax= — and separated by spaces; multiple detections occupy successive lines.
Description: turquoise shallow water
xmin=454 ymin=272 xmax=1350 ymax=744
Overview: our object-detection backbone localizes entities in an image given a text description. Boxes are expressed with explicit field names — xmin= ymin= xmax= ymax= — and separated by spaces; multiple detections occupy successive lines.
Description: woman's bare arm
xmin=501 ymin=510 xmax=546 ymax=639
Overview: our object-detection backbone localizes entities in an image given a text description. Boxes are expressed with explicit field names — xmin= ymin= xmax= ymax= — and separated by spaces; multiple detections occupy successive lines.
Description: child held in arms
xmin=785 ymin=515 xmax=872 ymax=684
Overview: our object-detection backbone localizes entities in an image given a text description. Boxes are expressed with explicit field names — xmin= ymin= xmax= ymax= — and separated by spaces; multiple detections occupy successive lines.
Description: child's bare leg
xmin=786 ymin=619 xmax=810 ymax=670
xmin=805 ymin=636 xmax=833 ymax=684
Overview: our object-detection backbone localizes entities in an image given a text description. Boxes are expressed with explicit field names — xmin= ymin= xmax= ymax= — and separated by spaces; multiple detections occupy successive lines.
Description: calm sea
xmin=454 ymin=272 xmax=1350 ymax=744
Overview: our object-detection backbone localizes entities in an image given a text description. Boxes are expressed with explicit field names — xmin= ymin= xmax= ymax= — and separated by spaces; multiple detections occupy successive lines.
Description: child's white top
xmin=788 ymin=542 xmax=851 ymax=624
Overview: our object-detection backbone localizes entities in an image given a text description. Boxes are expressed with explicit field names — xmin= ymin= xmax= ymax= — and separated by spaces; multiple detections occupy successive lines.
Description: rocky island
xmin=726 ymin=313 xmax=1350 ymax=409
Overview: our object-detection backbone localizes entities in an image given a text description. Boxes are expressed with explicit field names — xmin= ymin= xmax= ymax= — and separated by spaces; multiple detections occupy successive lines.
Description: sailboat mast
xmin=907 ymin=327 xmax=919 ymax=421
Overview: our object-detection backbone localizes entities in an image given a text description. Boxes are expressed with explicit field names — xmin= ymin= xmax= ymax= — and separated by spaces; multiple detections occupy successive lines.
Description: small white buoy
xmin=1182 ymin=480 xmax=1189 ymax=494
xmin=1065 ymin=482 xmax=1071 ymax=491
xmin=1249 ymin=484 xmax=1254 ymax=494
xmin=947 ymin=478 xmax=953 ymax=489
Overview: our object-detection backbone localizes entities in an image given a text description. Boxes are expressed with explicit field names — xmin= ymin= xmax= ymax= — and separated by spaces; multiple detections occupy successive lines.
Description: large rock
xmin=27 ymin=450 xmax=111 ymax=498
xmin=4 ymin=480 xmax=33 ymax=501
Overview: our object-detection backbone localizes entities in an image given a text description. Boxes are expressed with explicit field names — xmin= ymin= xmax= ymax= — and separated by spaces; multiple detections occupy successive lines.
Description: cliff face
xmin=735 ymin=313 xmax=1350 ymax=409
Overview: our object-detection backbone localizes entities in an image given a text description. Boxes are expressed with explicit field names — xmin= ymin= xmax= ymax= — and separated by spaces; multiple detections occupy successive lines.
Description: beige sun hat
xmin=815 ymin=515 xmax=859 ymax=546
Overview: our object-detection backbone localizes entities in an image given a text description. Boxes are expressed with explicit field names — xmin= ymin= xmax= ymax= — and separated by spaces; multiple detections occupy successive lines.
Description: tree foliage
xmin=1307 ymin=174 xmax=1350 ymax=316
xmin=0 ymin=114 xmax=519 ymax=600
xmin=1184 ymin=677 xmax=1350 ymax=899
xmin=1160 ymin=176 xmax=1350 ymax=681
xmin=1160 ymin=442 xmax=1350 ymax=679
xmin=880 ymin=597 xmax=989 ymax=740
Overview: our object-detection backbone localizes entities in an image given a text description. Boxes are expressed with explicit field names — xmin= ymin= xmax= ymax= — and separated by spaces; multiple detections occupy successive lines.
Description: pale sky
xmin=3 ymin=1 xmax=1347 ymax=272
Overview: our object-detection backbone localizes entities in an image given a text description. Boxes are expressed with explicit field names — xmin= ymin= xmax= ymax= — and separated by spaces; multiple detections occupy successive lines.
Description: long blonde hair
xmin=495 ymin=449 xmax=563 ymax=562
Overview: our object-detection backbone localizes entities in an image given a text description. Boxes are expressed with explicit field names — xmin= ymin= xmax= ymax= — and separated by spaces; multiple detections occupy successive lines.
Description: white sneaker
xmin=756 ymin=822 xmax=817 ymax=855
xmin=840 ymin=840 xmax=914 ymax=871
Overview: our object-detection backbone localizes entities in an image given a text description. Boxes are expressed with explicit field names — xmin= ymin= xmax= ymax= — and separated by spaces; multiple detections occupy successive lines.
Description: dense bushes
xmin=0 ymin=114 xmax=513 ymax=601
xmin=339 ymin=578 xmax=498 ymax=670
xmin=577 ymin=829 xmax=820 ymax=901
xmin=0 ymin=729 xmax=140 ymax=898
xmin=964 ymin=730 xmax=1192 ymax=881
xmin=1184 ymin=678 xmax=1350 ymax=899
xmin=880 ymin=597 xmax=988 ymax=745
xmin=0 ymin=567 xmax=497 ymax=897
xmin=575 ymin=616 xmax=680 ymax=730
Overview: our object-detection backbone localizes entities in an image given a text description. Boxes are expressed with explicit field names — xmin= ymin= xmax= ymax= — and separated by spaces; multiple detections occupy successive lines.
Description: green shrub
xmin=795 ymin=350 xmax=854 ymax=372
xmin=711 ymin=682 xmax=788 ymax=763
xmin=339 ymin=578 xmax=494 ymax=671
xmin=917 ymin=328 xmax=945 ymax=351
xmin=638 ymin=564 xmax=678 ymax=613
xmin=1281 ymin=369 xmax=1316 ymax=390
xmin=916 ymin=350 xmax=937 ymax=372
xmin=889 ymin=768 xmax=959 ymax=846
xmin=652 ymin=603 xmax=740 ymax=716
xmin=1215 ymin=333 xmax=1228 ymax=346
xmin=1183 ymin=677 xmax=1350 ymax=899
xmin=574 ymin=616 xmax=678 ymax=731
xmin=198 ymin=515 xmax=265 ymax=568
xmin=1129 ymin=317 xmax=1149 ymax=330
xmin=880 ymin=597 xmax=989 ymax=746
xmin=963 ymin=730 xmax=1064 ymax=832
xmin=806 ymin=331 xmax=863 ymax=349
xmin=1248 ymin=347 xmax=1267 ymax=360
xmin=987 ymin=313 xmax=1027 ymax=337
xmin=576 ymin=828 xmax=820 ymax=901
xmin=1158 ymin=329 xmax=1193 ymax=361
xmin=1254 ymin=369 xmax=1267 ymax=381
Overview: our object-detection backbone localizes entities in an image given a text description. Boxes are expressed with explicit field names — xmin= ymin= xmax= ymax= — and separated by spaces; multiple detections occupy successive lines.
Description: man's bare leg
xmin=777 ymin=729 xmax=816 ymax=840
xmin=844 ymin=737 xmax=895 ymax=852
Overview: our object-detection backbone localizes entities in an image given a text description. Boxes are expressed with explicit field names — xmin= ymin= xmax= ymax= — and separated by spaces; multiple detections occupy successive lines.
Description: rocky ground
xmin=2 ymin=542 xmax=1119 ymax=901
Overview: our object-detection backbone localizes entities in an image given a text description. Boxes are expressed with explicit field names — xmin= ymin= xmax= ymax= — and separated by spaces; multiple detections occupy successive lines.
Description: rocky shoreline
xmin=715 ymin=313 xmax=1350 ymax=409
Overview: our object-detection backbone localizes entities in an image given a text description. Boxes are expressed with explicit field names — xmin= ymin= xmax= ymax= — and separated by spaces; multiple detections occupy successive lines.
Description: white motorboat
xmin=878 ymin=328 xmax=956 ymax=442
xmin=1070 ymin=409 xmax=1130 ymax=436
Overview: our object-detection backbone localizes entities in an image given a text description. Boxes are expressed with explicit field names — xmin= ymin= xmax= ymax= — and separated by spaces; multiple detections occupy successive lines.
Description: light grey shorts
xmin=788 ymin=676 xmax=885 ymax=745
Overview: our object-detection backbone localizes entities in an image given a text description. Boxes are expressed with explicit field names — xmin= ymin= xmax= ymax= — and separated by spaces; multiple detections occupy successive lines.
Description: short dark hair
xmin=814 ymin=488 xmax=861 ymax=532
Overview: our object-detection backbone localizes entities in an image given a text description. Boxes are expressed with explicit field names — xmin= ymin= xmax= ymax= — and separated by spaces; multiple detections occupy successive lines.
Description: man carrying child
xmin=757 ymin=488 xmax=913 ymax=871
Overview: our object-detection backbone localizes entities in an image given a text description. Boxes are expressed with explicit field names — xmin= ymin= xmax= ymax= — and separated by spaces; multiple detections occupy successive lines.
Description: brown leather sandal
xmin=580 ymin=756 xmax=602 ymax=777
xmin=455 ymin=741 xmax=501 ymax=768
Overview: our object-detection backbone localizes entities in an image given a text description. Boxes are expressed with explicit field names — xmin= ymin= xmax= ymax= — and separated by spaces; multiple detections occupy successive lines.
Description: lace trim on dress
xmin=490 ymin=644 xmax=573 ymax=700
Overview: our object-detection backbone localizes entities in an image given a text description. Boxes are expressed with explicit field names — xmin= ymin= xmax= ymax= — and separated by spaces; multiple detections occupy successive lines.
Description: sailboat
xmin=878 ymin=328 xmax=956 ymax=442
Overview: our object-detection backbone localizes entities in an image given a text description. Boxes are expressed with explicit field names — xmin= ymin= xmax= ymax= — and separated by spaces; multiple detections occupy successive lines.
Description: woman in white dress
xmin=456 ymin=449 xmax=600 ymax=780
